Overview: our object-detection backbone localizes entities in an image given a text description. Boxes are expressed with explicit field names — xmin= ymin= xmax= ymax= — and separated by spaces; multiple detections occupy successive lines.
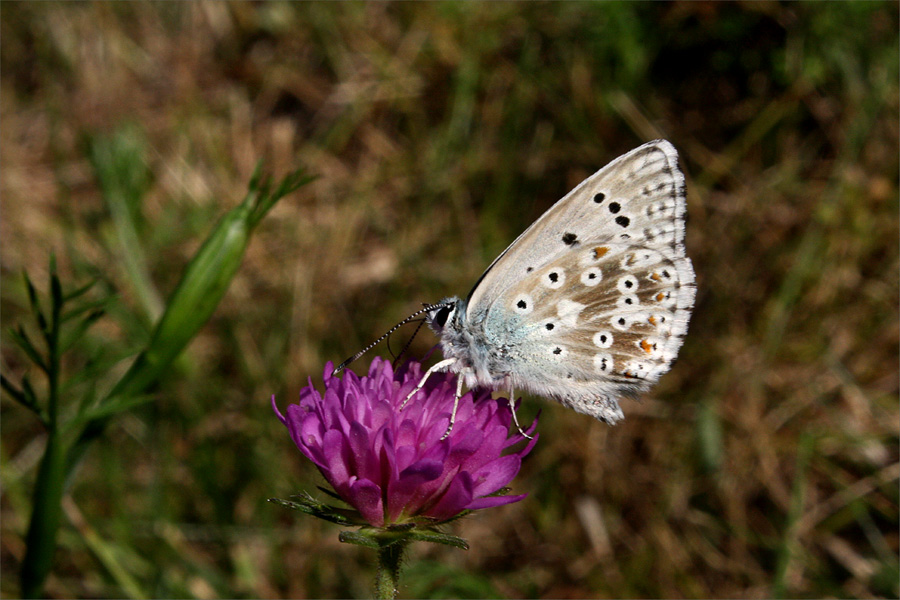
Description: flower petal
xmin=427 ymin=472 xmax=474 ymax=522
xmin=466 ymin=493 xmax=527 ymax=511
xmin=470 ymin=454 xmax=522 ymax=498
xmin=347 ymin=477 xmax=384 ymax=527
xmin=321 ymin=429 xmax=350 ymax=484
xmin=278 ymin=357 xmax=538 ymax=526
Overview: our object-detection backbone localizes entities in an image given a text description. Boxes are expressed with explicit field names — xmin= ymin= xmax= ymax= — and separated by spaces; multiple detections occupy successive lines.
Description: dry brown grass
xmin=2 ymin=3 xmax=897 ymax=598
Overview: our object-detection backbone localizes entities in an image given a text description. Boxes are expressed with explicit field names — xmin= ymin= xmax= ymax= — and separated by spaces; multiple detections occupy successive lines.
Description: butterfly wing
xmin=463 ymin=140 xmax=695 ymax=422
xmin=467 ymin=140 xmax=690 ymax=313
xmin=479 ymin=242 xmax=693 ymax=422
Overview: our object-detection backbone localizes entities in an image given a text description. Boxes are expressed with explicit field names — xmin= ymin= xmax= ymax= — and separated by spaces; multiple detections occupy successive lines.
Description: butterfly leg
xmin=508 ymin=389 xmax=534 ymax=440
xmin=400 ymin=357 xmax=456 ymax=410
xmin=440 ymin=375 xmax=466 ymax=440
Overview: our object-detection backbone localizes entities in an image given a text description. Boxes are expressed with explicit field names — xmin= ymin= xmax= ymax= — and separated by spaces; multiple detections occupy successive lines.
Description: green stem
xmin=15 ymin=169 xmax=311 ymax=599
xmin=20 ymin=433 xmax=66 ymax=598
xmin=374 ymin=540 xmax=407 ymax=600
xmin=20 ymin=266 xmax=65 ymax=598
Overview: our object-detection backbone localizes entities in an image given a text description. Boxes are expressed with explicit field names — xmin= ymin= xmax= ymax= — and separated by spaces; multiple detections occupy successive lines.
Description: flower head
xmin=273 ymin=357 xmax=537 ymax=527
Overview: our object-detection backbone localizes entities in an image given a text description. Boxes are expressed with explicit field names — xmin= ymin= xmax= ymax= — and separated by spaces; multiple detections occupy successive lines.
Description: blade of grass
xmin=88 ymin=126 xmax=164 ymax=323
xmin=64 ymin=166 xmax=313 ymax=476
xmin=62 ymin=497 xmax=150 ymax=600
xmin=772 ymin=432 xmax=815 ymax=598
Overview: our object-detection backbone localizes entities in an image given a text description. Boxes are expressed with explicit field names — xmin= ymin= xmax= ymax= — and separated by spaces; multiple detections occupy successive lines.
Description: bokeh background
xmin=2 ymin=2 xmax=898 ymax=598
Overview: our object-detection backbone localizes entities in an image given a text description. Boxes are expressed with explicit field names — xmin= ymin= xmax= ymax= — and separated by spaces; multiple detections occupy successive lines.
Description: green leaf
xmin=62 ymin=279 xmax=98 ymax=303
xmin=250 ymin=169 xmax=317 ymax=227
xmin=22 ymin=271 xmax=46 ymax=333
xmin=59 ymin=310 xmax=105 ymax=354
xmin=49 ymin=262 xmax=63 ymax=319
xmin=61 ymin=296 xmax=112 ymax=324
xmin=22 ymin=375 xmax=40 ymax=411
xmin=1 ymin=374 xmax=47 ymax=424
xmin=0 ymin=374 xmax=25 ymax=403
xmin=63 ymin=393 xmax=155 ymax=432
xmin=8 ymin=326 xmax=48 ymax=374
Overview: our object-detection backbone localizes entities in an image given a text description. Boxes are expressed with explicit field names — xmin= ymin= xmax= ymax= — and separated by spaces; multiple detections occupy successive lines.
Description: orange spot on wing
xmin=656 ymin=292 xmax=665 ymax=301
xmin=651 ymin=272 xmax=661 ymax=281
xmin=593 ymin=246 xmax=609 ymax=259
xmin=648 ymin=315 xmax=657 ymax=325
xmin=640 ymin=339 xmax=653 ymax=354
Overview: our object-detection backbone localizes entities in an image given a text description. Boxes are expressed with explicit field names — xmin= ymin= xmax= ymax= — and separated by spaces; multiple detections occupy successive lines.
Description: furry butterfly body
xmin=425 ymin=140 xmax=695 ymax=424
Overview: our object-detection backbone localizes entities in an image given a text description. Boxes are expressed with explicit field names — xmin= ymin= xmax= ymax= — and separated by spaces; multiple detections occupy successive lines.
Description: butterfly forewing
xmin=467 ymin=140 xmax=689 ymax=314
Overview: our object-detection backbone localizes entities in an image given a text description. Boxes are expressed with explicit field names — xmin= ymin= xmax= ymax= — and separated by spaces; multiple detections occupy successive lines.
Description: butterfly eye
xmin=432 ymin=305 xmax=452 ymax=328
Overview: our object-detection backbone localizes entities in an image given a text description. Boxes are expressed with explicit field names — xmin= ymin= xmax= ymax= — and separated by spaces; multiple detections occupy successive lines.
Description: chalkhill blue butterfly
xmin=340 ymin=140 xmax=695 ymax=435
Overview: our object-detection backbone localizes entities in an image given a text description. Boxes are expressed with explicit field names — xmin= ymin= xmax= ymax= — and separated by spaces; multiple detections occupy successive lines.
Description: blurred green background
xmin=1 ymin=2 xmax=897 ymax=598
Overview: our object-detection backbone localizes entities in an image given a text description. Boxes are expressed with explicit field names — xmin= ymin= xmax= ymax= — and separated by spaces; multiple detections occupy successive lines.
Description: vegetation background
xmin=1 ymin=2 xmax=897 ymax=598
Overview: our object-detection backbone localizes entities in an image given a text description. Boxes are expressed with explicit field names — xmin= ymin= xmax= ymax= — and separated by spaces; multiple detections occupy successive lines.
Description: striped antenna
xmin=332 ymin=302 xmax=453 ymax=375
xmin=391 ymin=316 xmax=427 ymax=369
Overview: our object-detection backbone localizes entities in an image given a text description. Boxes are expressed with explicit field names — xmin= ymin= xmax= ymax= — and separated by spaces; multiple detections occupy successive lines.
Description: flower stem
xmin=374 ymin=540 xmax=407 ymax=600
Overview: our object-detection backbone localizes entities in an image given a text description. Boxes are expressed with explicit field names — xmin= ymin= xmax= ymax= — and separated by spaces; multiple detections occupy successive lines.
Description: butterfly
xmin=338 ymin=140 xmax=695 ymax=435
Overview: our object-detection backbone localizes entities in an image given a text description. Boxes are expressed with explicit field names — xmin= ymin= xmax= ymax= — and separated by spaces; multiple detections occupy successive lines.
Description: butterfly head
xmin=425 ymin=298 xmax=463 ymax=334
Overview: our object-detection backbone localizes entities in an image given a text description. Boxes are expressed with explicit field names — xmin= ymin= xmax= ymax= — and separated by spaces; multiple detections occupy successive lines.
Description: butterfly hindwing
xmin=480 ymin=242 xmax=690 ymax=419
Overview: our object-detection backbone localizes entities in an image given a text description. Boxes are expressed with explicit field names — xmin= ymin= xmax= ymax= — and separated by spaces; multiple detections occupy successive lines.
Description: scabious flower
xmin=273 ymin=357 xmax=537 ymax=528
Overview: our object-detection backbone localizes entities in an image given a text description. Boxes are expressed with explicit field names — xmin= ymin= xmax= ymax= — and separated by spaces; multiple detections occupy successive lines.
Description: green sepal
xmin=403 ymin=528 xmax=469 ymax=550
xmin=338 ymin=530 xmax=383 ymax=549
xmin=337 ymin=523 xmax=469 ymax=551
xmin=268 ymin=493 xmax=369 ymax=527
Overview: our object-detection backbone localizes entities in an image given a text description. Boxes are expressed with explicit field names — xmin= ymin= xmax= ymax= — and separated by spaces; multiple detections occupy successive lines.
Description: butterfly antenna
xmin=391 ymin=317 xmax=427 ymax=369
xmin=385 ymin=316 xmax=425 ymax=362
xmin=332 ymin=303 xmax=452 ymax=375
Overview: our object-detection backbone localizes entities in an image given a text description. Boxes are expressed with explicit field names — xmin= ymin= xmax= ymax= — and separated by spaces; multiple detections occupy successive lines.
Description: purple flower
xmin=273 ymin=357 xmax=538 ymax=527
